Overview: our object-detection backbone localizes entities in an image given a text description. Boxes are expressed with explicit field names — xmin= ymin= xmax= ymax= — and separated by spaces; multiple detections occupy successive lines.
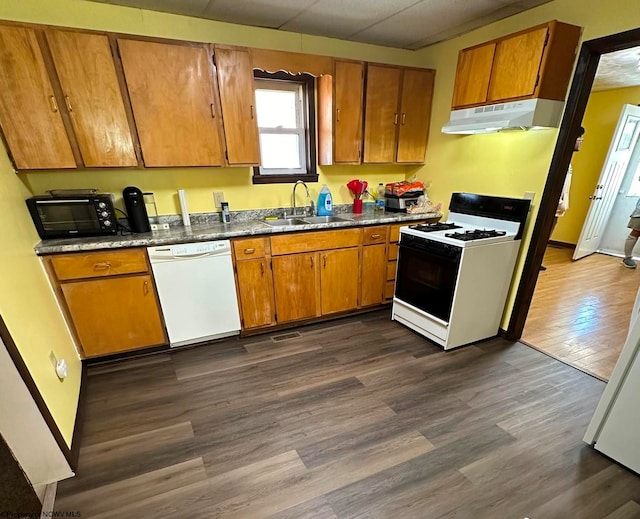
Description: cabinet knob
xmin=93 ymin=261 xmax=111 ymax=271
xmin=323 ymin=255 xmax=327 ymax=268
xmin=394 ymin=113 xmax=398 ymax=125
xmin=244 ymin=247 xmax=255 ymax=254
xmin=65 ymin=95 xmax=73 ymax=113
xmin=210 ymin=103 xmax=215 ymax=119
xmin=370 ymin=234 xmax=381 ymax=240
xmin=336 ymin=108 xmax=340 ymax=122
xmin=310 ymin=256 xmax=314 ymax=268
xmin=401 ymin=113 xmax=406 ymax=125
xmin=260 ymin=262 xmax=264 ymax=276
xmin=143 ymin=280 xmax=149 ymax=295
xmin=250 ymin=105 xmax=254 ymax=119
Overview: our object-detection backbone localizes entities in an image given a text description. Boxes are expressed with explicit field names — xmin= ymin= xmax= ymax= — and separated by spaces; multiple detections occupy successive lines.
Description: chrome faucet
xmin=292 ymin=180 xmax=314 ymax=217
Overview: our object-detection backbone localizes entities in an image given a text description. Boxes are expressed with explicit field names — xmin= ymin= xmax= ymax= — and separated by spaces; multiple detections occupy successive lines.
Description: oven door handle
xmin=399 ymin=240 xmax=461 ymax=260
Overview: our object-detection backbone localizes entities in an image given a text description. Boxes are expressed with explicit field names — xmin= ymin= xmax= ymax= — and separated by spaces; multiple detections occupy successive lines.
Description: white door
xmin=574 ymin=104 xmax=640 ymax=259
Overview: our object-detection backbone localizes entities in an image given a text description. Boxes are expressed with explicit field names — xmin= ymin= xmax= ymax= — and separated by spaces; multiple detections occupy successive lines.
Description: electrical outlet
xmin=213 ymin=191 xmax=224 ymax=208
xmin=151 ymin=223 xmax=170 ymax=231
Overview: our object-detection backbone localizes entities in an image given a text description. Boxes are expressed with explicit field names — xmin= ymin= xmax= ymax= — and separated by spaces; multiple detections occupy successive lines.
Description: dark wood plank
xmin=55 ymin=309 xmax=640 ymax=518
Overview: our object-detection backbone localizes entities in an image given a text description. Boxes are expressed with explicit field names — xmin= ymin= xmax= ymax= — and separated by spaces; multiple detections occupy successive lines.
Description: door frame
xmin=507 ymin=27 xmax=640 ymax=340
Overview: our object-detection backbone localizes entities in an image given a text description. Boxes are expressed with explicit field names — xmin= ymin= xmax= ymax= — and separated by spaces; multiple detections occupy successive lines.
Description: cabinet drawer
xmin=271 ymin=229 xmax=361 ymax=255
xmin=51 ymin=249 xmax=148 ymax=281
xmin=387 ymin=261 xmax=397 ymax=281
xmin=388 ymin=243 xmax=399 ymax=261
xmin=385 ymin=281 xmax=396 ymax=299
xmin=389 ymin=224 xmax=403 ymax=243
xmin=233 ymin=237 xmax=269 ymax=260
xmin=362 ymin=225 xmax=389 ymax=245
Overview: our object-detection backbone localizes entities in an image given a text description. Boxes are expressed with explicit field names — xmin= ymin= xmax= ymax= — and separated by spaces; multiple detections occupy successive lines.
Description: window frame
xmin=252 ymin=70 xmax=318 ymax=185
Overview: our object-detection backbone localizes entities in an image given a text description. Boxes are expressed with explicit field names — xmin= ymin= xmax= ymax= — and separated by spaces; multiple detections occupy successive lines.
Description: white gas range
xmin=392 ymin=192 xmax=530 ymax=350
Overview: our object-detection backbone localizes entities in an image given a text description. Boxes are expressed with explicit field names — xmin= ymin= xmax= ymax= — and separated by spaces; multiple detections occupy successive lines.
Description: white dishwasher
xmin=147 ymin=240 xmax=241 ymax=347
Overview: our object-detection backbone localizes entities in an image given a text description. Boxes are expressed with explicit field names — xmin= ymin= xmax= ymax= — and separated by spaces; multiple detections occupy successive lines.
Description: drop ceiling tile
xmin=351 ymin=0 xmax=504 ymax=49
xmin=89 ymin=0 xmax=210 ymax=17
xmin=201 ymin=0 xmax=318 ymax=28
xmin=280 ymin=0 xmax=419 ymax=40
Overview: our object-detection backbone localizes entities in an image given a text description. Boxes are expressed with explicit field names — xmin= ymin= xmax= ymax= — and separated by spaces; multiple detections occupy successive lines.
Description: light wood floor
xmin=522 ymin=246 xmax=640 ymax=381
xmin=55 ymin=310 xmax=640 ymax=518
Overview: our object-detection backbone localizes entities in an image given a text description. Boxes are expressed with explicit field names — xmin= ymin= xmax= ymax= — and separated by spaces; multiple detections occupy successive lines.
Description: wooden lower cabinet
xmin=272 ymin=252 xmax=319 ymax=323
xmin=48 ymin=248 xmax=167 ymax=358
xmin=320 ymin=248 xmax=359 ymax=315
xmin=60 ymin=274 xmax=165 ymax=357
xmin=235 ymin=258 xmax=276 ymax=329
xmin=361 ymin=244 xmax=387 ymax=307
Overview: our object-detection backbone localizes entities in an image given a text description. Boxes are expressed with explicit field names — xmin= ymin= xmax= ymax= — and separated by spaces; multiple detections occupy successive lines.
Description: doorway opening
xmin=508 ymin=27 xmax=640 ymax=381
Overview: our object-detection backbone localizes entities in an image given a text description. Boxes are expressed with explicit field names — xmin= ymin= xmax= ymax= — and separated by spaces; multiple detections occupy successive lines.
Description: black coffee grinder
xmin=123 ymin=186 xmax=151 ymax=233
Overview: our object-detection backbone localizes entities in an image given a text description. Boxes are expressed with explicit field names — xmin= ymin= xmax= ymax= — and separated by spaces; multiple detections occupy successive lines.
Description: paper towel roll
xmin=178 ymin=189 xmax=190 ymax=227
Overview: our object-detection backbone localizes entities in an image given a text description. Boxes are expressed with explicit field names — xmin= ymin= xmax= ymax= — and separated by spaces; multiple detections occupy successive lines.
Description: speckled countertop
xmin=35 ymin=208 xmax=442 ymax=255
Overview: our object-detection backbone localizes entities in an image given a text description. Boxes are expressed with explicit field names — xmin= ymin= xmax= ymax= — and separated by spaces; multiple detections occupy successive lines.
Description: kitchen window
xmin=252 ymin=71 xmax=317 ymax=184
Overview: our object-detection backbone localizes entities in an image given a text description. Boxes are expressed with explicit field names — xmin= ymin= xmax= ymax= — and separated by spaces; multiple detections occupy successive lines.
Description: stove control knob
xmin=103 ymin=220 xmax=112 ymax=227
xmin=98 ymin=202 xmax=106 ymax=209
xmin=101 ymin=211 xmax=109 ymax=218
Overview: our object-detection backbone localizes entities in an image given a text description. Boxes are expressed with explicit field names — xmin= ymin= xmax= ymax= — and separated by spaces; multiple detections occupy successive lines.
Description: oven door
xmin=395 ymin=234 xmax=462 ymax=322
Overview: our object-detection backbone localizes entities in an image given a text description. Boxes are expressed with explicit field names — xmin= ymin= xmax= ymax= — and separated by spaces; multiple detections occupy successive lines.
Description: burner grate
xmin=410 ymin=222 xmax=462 ymax=232
xmin=444 ymin=229 xmax=507 ymax=241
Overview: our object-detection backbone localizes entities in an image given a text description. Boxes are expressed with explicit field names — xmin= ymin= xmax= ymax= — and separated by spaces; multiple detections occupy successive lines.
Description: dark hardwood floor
xmin=55 ymin=310 xmax=640 ymax=518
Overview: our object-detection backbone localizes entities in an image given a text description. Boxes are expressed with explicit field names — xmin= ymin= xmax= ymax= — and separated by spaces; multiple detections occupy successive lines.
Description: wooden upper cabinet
xmin=452 ymin=20 xmax=582 ymax=109
xmin=0 ymin=25 xmax=75 ymax=169
xmin=396 ymin=68 xmax=435 ymax=163
xmin=46 ymin=30 xmax=137 ymax=167
xmin=488 ymin=26 xmax=548 ymax=102
xmin=334 ymin=60 xmax=364 ymax=163
xmin=451 ymin=43 xmax=495 ymax=109
xmin=364 ymin=64 xmax=402 ymax=164
xmin=118 ymin=39 xmax=225 ymax=167
xmin=214 ymin=46 xmax=260 ymax=165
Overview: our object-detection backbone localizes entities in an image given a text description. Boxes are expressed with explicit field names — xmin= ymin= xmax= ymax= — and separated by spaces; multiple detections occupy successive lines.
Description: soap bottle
xmin=375 ymin=183 xmax=385 ymax=213
xmin=317 ymin=184 xmax=333 ymax=216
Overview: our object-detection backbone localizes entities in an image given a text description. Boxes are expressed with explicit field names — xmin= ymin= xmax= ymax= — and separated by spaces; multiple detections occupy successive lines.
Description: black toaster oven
xmin=26 ymin=193 xmax=117 ymax=239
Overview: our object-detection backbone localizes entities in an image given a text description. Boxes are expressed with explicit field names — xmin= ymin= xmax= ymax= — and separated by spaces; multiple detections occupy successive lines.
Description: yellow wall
xmin=0 ymin=149 xmax=80 ymax=446
xmin=554 ymin=86 xmax=640 ymax=244
xmin=414 ymin=0 xmax=640 ymax=327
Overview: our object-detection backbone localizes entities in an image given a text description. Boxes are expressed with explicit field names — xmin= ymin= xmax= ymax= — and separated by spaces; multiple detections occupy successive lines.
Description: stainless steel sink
xmin=302 ymin=216 xmax=351 ymax=224
xmin=263 ymin=218 xmax=307 ymax=227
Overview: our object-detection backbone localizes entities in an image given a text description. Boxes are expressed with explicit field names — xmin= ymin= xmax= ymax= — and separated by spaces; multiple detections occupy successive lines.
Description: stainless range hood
xmin=441 ymin=98 xmax=565 ymax=134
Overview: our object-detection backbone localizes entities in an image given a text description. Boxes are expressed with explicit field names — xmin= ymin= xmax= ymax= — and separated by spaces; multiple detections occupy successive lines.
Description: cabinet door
xmin=334 ymin=60 xmax=364 ymax=163
xmin=396 ymin=68 xmax=434 ymax=163
xmin=118 ymin=39 xmax=225 ymax=167
xmin=272 ymin=253 xmax=319 ymax=323
xmin=360 ymin=244 xmax=387 ymax=307
xmin=46 ymin=30 xmax=137 ymax=167
xmin=0 ymin=25 xmax=75 ymax=169
xmin=215 ymin=47 xmax=260 ymax=165
xmin=363 ymin=65 xmax=401 ymax=164
xmin=488 ymin=26 xmax=548 ymax=102
xmin=236 ymin=258 xmax=276 ymax=329
xmin=451 ymin=43 xmax=495 ymax=109
xmin=61 ymin=275 xmax=166 ymax=357
xmin=320 ymin=248 xmax=359 ymax=315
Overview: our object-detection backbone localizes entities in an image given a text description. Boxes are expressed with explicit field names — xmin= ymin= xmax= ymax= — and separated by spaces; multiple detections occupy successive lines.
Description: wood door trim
xmin=507 ymin=26 xmax=640 ymax=340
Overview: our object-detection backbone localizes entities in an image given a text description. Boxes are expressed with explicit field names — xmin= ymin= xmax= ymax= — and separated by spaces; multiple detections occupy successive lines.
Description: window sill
xmin=252 ymin=173 xmax=319 ymax=184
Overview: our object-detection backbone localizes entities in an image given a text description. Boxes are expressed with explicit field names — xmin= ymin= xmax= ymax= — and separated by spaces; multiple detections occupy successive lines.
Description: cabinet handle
xmin=244 ymin=247 xmax=255 ymax=255
xmin=64 ymin=95 xmax=73 ymax=113
xmin=93 ymin=261 xmax=111 ymax=271
xmin=143 ymin=280 xmax=149 ymax=295
xmin=310 ymin=256 xmax=314 ymax=268
xmin=260 ymin=262 xmax=264 ymax=276
xmin=401 ymin=113 xmax=406 ymax=125
xmin=336 ymin=108 xmax=340 ymax=122
xmin=48 ymin=95 xmax=59 ymax=113
xmin=210 ymin=103 xmax=215 ymax=119
xmin=394 ymin=113 xmax=398 ymax=125
xmin=323 ymin=255 xmax=327 ymax=269
xmin=250 ymin=105 xmax=254 ymax=119
xmin=589 ymin=196 xmax=603 ymax=200
xmin=370 ymin=234 xmax=381 ymax=240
